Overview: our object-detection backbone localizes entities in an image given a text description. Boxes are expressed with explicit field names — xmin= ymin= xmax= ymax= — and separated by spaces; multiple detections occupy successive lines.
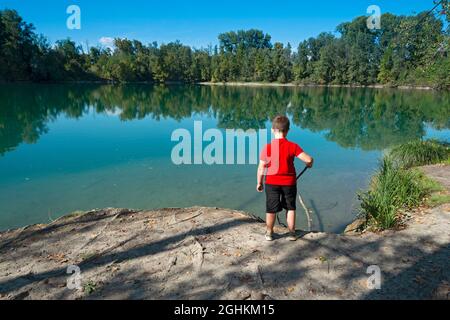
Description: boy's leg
xmin=266 ymin=213 xmax=276 ymax=233
xmin=265 ymin=185 xmax=282 ymax=238
xmin=281 ymin=185 xmax=297 ymax=238
xmin=286 ymin=210 xmax=296 ymax=232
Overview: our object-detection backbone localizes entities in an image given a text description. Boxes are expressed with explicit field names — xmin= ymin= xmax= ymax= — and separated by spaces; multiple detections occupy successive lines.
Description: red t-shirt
xmin=260 ymin=138 xmax=304 ymax=186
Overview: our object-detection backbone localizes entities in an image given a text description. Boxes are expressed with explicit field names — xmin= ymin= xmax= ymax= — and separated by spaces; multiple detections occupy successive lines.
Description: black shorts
xmin=265 ymin=184 xmax=297 ymax=213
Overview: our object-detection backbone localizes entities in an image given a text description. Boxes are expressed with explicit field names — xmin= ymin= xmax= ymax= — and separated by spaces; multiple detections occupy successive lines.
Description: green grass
xmin=80 ymin=251 xmax=97 ymax=262
xmin=427 ymin=194 xmax=450 ymax=207
xmin=420 ymin=175 xmax=445 ymax=193
xmin=389 ymin=139 xmax=450 ymax=169
xmin=83 ymin=281 xmax=97 ymax=295
xmin=358 ymin=157 xmax=431 ymax=230
xmin=359 ymin=139 xmax=449 ymax=230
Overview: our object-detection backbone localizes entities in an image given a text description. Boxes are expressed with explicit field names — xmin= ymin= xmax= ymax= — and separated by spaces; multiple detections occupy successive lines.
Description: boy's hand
xmin=256 ymin=184 xmax=264 ymax=192
xmin=298 ymin=152 xmax=314 ymax=168
xmin=306 ymin=157 xmax=314 ymax=168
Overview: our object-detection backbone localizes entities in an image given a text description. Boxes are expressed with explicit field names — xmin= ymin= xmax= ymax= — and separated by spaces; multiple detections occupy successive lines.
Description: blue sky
xmin=0 ymin=0 xmax=438 ymax=49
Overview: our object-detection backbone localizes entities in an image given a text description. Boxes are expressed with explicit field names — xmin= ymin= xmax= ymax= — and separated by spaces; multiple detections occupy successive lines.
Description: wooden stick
xmin=297 ymin=166 xmax=313 ymax=231
xmin=298 ymin=192 xmax=312 ymax=231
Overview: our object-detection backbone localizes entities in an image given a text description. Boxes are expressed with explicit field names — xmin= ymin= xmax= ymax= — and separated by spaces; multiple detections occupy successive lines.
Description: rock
xmin=250 ymin=291 xmax=273 ymax=300
xmin=237 ymin=290 xmax=251 ymax=300
xmin=344 ymin=218 xmax=366 ymax=234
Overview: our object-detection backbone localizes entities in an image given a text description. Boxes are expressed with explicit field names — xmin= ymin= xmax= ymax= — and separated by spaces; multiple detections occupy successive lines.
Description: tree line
xmin=0 ymin=5 xmax=449 ymax=87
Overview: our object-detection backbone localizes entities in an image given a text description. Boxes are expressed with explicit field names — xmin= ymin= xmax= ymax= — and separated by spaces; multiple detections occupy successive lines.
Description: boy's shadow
xmin=273 ymin=209 xmax=319 ymax=240
xmin=271 ymin=228 xmax=319 ymax=240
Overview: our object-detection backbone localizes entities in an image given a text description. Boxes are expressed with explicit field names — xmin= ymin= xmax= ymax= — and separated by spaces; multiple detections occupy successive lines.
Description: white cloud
xmin=99 ymin=37 xmax=114 ymax=49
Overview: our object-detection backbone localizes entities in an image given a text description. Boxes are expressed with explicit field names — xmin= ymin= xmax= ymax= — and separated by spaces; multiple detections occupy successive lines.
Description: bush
xmin=389 ymin=139 xmax=449 ymax=169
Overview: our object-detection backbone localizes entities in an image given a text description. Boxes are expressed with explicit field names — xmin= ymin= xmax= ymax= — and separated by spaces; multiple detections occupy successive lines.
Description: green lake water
xmin=0 ymin=84 xmax=448 ymax=232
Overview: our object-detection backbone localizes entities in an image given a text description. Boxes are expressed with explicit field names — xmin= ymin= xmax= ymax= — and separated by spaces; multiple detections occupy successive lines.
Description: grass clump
xmin=427 ymin=194 xmax=450 ymax=207
xmin=359 ymin=139 xmax=450 ymax=230
xmin=389 ymin=139 xmax=449 ymax=168
xmin=358 ymin=157 xmax=431 ymax=230
xmin=83 ymin=281 xmax=97 ymax=295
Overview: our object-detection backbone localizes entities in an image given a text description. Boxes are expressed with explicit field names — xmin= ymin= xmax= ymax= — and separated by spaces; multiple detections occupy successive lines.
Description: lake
xmin=0 ymin=84 xmax=448 ymax=232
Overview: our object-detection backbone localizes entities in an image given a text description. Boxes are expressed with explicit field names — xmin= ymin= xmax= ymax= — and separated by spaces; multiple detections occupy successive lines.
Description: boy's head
xmin=272 ymin=115 xmax=290 ymax=136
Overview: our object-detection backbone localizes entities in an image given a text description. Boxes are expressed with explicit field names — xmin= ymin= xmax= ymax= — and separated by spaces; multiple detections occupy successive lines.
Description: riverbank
xmin=199 ymin=82 xmax=437 ymax=90
xmin=1 ymin=81 xmax=438 ymax=90
xmin=0 ymin=165 xmax=448 ymax=300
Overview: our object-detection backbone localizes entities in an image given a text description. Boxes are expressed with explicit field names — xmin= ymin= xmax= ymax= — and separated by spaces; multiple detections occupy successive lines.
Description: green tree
xmin=0 ymin=10 xmax=448 ymax=88
xmin=0 ymin=9 xmax=36 ymax=81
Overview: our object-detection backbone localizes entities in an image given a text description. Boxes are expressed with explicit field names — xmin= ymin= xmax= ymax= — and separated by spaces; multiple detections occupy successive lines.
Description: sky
xmin=0 ymin=0 xmax=438 ymax=49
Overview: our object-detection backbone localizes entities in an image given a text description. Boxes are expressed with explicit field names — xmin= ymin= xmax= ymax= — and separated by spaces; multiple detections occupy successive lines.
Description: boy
xmin=257 ymin=115 xmax=313 ymax=241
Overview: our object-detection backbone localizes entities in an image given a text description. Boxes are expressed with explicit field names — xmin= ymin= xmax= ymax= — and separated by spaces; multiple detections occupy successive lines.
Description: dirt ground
xmin=0 ymin=165 xmax=449 ymax=300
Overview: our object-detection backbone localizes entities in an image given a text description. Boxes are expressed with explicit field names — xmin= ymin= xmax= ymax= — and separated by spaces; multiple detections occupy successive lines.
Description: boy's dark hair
xmin=272 ymin=115 xmax=290 ymax=134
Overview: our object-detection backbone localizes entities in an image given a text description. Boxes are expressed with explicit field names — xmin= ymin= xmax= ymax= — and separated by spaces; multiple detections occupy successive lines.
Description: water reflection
xmin=1 ymin=83 xmax=449 ymax=156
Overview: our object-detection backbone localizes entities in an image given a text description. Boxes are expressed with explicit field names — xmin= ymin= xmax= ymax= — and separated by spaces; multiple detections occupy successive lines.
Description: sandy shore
xmin=0 ymin=165 xmax=448 ymax=300
xmin=199 ymin=82 xmax=435 ymax=90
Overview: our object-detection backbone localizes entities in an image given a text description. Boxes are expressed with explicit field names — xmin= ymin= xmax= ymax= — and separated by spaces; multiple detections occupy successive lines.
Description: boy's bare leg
xmin=286 ymin=210 xmax=296 ymax=232
xmin=266 ymin=213 xmax=276 ymax=233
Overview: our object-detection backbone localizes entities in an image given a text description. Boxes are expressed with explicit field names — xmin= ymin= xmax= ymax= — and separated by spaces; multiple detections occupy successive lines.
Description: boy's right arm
xmin=256 ymin=160 xmax=266 ymax=192
xmin=298 ymin=152 xmax=314 ymax=168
